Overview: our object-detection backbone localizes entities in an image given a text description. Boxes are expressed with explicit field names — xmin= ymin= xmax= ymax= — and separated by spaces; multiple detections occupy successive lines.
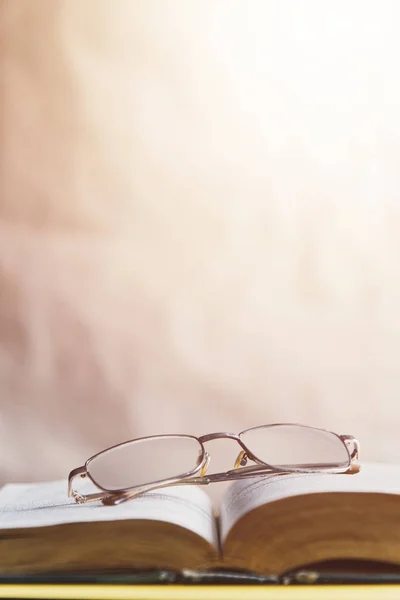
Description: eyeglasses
xmin=68 ymin=423 xmax=360 ymax=506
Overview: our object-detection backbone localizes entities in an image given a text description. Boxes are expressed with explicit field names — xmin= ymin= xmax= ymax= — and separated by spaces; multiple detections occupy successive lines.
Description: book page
xmin=219 ymin=462 xmax=400 ymax=542
xmin=0 ymin=480 xmax=218 ymax=548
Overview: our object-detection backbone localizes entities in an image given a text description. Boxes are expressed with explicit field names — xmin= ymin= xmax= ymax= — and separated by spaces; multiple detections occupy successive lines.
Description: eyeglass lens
xmin=240 ymin=424 xmax=350 ymax=469
xmin=87 ymin=435 xmax=203 ymax=491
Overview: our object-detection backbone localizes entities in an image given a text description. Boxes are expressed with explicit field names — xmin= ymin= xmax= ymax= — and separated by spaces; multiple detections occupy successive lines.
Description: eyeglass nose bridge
xmin=198 ymin=432 xmax=241 ymax=444
xmin=198 ymin=432 xmax=252 ymax=470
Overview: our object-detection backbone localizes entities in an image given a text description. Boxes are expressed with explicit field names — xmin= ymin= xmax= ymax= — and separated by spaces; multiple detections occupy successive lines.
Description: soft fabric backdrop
xmin=0 ymin=0 xmax=399 ymax=486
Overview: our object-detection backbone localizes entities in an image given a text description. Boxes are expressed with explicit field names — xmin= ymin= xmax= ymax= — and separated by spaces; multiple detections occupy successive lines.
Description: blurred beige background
xmin=1 ymin=0 xmax=400 ymax=486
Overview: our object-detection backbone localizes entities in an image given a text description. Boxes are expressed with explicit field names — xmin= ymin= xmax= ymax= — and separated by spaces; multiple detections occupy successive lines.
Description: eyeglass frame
xmin=68 ymin=423 xmax=360 ymax=506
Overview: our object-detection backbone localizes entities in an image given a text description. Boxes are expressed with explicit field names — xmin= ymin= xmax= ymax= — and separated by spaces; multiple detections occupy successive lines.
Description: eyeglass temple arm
xmin=102 ymin=464 xmax=281 ymax=506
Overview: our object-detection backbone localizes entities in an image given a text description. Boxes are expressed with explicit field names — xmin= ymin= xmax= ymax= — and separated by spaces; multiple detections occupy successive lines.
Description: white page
xmin=220 ymin=462 xmax=400 ymax=542
xmin=0 ymin=480 xmax=218 ymax=548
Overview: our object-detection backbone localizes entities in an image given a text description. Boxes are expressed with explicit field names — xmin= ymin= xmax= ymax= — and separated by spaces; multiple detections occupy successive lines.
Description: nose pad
xmin=234 ymin=450 xmax=248 ymax=469
xmin=200 ymin=453 xmax=211 ymax=476
xmin=348 ymin=462 xmax=361 ymax=474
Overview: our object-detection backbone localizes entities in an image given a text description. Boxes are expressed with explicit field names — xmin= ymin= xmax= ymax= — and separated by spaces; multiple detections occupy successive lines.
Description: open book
xmin=0 ymin=463 xmax=400 ymax=577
